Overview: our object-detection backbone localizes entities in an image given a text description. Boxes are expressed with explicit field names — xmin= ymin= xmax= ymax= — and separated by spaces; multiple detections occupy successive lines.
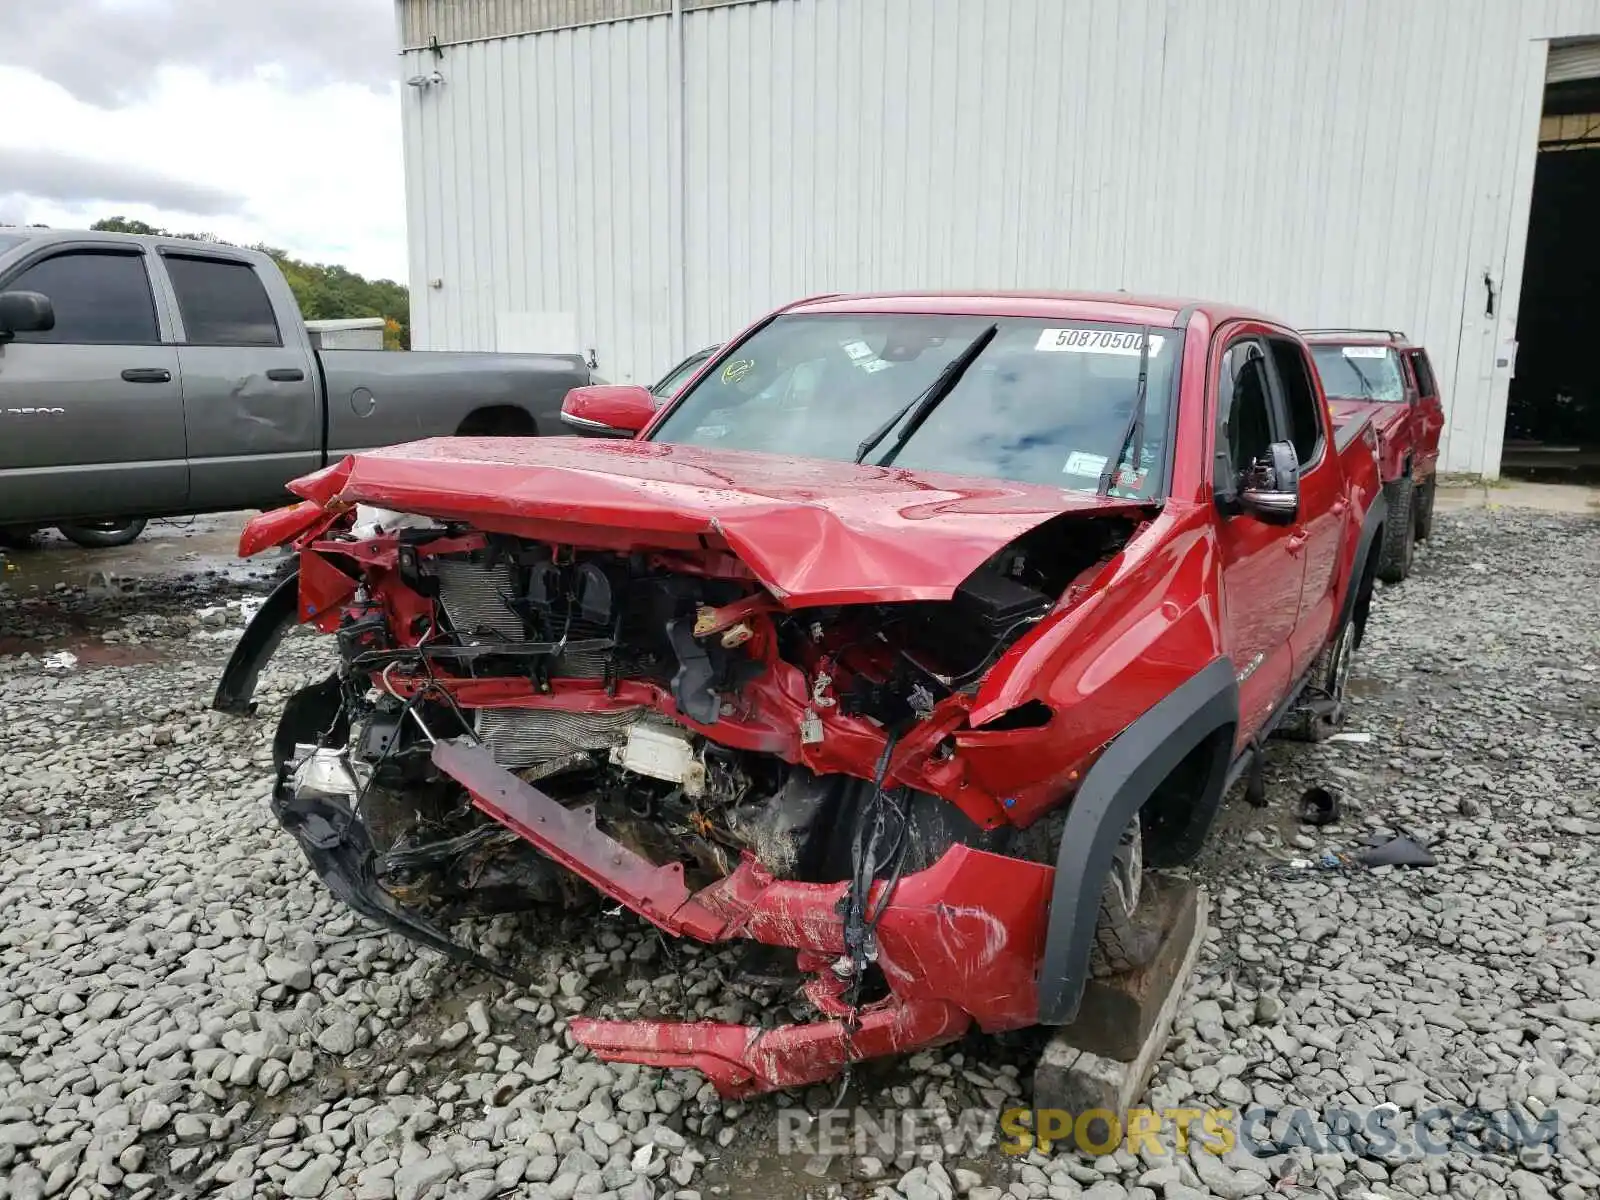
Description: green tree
xmin=92 ymin=216 xmax=410 ymax=348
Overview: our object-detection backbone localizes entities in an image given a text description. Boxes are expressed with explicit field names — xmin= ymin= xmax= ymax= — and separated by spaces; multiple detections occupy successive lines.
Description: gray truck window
xmin=4 ymin=251 xmax=160 ymax=345
xmin=165 ymin=256 xmax=282 ymax=347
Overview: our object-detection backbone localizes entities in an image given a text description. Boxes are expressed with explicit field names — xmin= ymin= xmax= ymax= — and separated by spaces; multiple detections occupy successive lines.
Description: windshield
xmin=649 ymin=315 xmax=1180 ymax=497
xmin=1310 ymin=344 xmax=1406 ymax=402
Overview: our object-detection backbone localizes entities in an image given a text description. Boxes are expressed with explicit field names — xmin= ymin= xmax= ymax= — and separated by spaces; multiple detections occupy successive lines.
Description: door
xmin=1267 ymin=337 xmax=1344 ymax=676
xmin=158 ymin=252 xmax=319 ymax=510
xmin=0 ymin=246 xmax=186 ymax=524
xmin=1212 ymin=334 xmax=1305 ymax=743
xmin=1404 ymin=349 xmax=1445 ymax=478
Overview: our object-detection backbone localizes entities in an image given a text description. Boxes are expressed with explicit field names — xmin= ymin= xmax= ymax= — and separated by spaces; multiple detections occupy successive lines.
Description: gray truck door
xmin=159 ymin=252 xmax=319 ymax=510
xmin=0 ymin=246 xmax=186 ymax=524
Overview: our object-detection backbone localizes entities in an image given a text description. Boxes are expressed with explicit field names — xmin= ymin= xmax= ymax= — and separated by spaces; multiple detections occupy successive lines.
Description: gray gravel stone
xmin=0 ymin=489 xmax=1594 ymax=1200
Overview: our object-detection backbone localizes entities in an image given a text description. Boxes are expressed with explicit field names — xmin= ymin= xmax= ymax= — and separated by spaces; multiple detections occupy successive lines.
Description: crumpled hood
xmin=1328 ymin=397 xmax=1409 ymax=442
xmin=288 ymin=437 xmax=1153 ymax=606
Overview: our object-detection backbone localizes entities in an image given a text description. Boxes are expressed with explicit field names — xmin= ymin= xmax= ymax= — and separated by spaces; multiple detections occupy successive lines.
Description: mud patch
xmin=0 ymin=633 xmax=170 ymax=668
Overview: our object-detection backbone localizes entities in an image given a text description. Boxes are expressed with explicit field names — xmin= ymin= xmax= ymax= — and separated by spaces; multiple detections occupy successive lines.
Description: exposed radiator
xmin=475 ymin=706 xmax=645 ymax=768
xmin=431 ymin=559 xmax=523 ymax=643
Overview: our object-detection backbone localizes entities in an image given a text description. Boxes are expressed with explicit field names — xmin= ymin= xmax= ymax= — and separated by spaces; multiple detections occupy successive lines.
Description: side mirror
xmin=559 ymin=384 xmax=659 ymax=437
xmin=0 ymin=290 xmax=54 ymax=343
xmin=1238 ymin=440 xmax=1300 ymax=524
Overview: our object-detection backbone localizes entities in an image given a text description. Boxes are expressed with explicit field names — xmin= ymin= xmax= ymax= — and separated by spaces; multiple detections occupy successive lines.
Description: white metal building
xmin=395 ymin=0 xmax=1600 ymax=477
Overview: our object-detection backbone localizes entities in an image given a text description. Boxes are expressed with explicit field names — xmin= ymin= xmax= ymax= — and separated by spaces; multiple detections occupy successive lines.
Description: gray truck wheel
xmin=1413 ymin=477 xmax=1436 ymax=541
xmin=1376 ymin=477 xmax=1415 ymax=583
xmin=1089 ymin=816 xmax=1162 ymax=978
xmin=0 ymin=526 xmax=38 ymax=550
xmin=57 ymin=519 xmax=147 ymax=549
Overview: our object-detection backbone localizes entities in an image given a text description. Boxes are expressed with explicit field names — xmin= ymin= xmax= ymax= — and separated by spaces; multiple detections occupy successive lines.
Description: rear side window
xmin=4 ymin=251 xmax=159 ymax=344
xmin=165 ymin=256 xmax=281 ymax=347
xmin=1268 ymin=339 xmax=1323 ymax=467
xmin=1409 ymin=351 xmax=1438 ymax=398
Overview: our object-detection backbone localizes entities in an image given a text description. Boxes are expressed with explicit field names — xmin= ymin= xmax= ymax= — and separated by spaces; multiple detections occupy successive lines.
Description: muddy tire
xmin=0 ymin=526 xmax=38 ymax=550
xmin=57 ymin=519 xmax=147 ymax=549
xmin=1376 ymin=477 xmax=1415 ymax=583
xmin=1413 ymin=476 xmax=1436 ymax=541
xmin=1088 ymin=816 xmax=1162 ymax=978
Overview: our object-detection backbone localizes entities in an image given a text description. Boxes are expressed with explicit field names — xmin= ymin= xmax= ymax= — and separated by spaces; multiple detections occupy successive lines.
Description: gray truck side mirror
xmin=0 ymin=290 xmax=54 ymax=343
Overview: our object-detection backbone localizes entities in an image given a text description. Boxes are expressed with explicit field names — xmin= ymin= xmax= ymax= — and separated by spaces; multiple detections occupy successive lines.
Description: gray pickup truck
xmin=0 ymin=228 xmax=591 ymax=546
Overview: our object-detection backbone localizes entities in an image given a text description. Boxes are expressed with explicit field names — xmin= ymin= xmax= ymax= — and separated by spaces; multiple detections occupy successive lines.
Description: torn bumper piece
xmin=430 ymin=741 xmax=1054 ymax=1097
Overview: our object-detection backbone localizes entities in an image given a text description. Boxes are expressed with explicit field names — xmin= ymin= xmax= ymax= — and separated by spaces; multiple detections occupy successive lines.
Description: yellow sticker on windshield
xmin=721 ymin=358 xmax=755 ymax=383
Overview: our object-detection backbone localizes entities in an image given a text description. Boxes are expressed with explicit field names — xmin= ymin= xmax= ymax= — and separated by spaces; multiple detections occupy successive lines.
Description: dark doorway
xmin=1504 ymin=76 xmax=1600 ymax=482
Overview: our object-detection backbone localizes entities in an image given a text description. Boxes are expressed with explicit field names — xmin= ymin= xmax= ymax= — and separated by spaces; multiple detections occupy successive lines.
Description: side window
xmin=1267 ymin=338 xmax=1322 ymax=467
xmin=164 ymin=256 xmax=282 ymax=347
xmin=1215 ymin=339 xmax=1275 ymax=491
xmin=651 ymin=351 xmax=712 ymax=399
xmin=4 ymin=251 xmax=159 ymax=345
xmin=1409 ymin=351 xmax=1438 ymax=398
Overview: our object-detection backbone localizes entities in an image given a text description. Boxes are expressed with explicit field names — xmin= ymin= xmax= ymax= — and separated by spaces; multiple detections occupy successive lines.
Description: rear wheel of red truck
xmin=1280 ymin=607 xmax=1358 ymax=743
xmin=1376 ymin=477 xmax=1415 ymax=583
xmin=1413 ymin=477 xmax=1436 ymax=541
xmin=1089 ymin=816 xmax=1163 ymax=977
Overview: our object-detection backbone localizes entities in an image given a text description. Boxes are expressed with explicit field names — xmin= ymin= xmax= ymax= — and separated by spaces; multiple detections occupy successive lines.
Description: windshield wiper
xmin=1345 ymin=358 xmax=1376 ymax=398
xmin=853 ymin=324 xmax=1000 ymax=466
xmin=1098 ymin=328 xmax=1153 ymax=496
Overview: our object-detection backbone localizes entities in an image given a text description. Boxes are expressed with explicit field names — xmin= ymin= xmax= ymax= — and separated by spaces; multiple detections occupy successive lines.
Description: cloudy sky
xmin=0 ymin=0 xmax=408 ymax=281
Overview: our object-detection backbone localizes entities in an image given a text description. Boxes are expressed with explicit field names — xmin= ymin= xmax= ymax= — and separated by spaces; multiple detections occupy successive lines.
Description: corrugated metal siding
xmin=403 ymin=17 xmax=677 ymax=385
xmin=398 ymin=0 xmax=757 ymax=48
xmin=401 ymin=0 xmax=1600 ymax=475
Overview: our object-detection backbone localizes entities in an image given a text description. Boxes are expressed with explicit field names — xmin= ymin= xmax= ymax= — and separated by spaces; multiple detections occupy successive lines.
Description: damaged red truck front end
xmin=222 ymin=438 xmax=1158 ymax=1096
xmin=216 ymin=293 xmax=1382 ymax=1096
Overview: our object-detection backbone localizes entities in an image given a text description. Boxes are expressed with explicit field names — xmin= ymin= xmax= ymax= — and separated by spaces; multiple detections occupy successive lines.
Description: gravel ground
xmin=1 ymin=507 xmax=1596 ymax=1200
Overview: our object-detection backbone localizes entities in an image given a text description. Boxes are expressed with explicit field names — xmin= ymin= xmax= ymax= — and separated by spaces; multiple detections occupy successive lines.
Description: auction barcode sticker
xmin=1035 ymin=328 xmax=1164 ymax=356
xmin=1341 ymin=345 xmax=1389 ymax=359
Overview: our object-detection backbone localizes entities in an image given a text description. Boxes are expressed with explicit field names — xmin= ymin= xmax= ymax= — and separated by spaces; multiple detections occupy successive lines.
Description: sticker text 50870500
xmin=1035 ymin=329 xmax=1164 ymax=356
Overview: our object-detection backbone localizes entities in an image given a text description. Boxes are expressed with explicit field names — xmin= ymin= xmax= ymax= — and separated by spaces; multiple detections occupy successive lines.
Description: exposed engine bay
xmin=246 ymin=497 xmax=1147 ymax=1095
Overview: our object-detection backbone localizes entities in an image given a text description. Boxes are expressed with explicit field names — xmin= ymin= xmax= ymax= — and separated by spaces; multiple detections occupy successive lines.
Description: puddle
xmin=0 ymin=634 xmax=170 ymax=668
xmin=1 ymin=512 xmax=269 ymax=595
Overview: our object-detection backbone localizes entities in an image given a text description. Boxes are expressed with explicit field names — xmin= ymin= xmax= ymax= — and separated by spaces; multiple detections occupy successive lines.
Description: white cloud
xmin=0 ymin=0 xmax=396 ymax=107
xmin=0 ymin=66 xmax=407 ymax=281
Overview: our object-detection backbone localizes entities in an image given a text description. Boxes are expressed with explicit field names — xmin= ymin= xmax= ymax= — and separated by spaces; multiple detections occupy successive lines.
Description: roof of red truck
xmin=783 ymin=290 xmax=1278 ymax=328
xmin=1302 ymin=328 xmax=1417 ymax=349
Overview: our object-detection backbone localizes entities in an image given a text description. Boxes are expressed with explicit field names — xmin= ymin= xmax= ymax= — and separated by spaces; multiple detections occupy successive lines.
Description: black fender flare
xmin=213 ymin=568 xmax=300 ymax=715
xmin=1342 ymin=490 xmax=1387 ymax=650
xmin=1035 ymin=657 xmax=1239 ymax=1025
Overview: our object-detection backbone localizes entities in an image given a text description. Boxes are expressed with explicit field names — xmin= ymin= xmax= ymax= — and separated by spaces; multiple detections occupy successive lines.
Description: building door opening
xmin=1503 ymin=44 xmax=1600 ymax=482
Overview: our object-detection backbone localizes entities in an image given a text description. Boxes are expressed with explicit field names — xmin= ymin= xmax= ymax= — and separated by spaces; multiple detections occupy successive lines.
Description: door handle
xmin=266 ymin=368 xmax=305 ymax=382
xmin=121 ymin=368 xmax=172 ymax=384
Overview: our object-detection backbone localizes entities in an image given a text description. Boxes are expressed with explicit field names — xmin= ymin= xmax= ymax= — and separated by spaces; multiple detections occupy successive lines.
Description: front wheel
xmin=1089 ymin=815 xmax=1163 ymax=978
xmin=57 ymin=519 xmax=148 ymax=549
xmin=1376 ymin=477 xmax=1415 ymax=583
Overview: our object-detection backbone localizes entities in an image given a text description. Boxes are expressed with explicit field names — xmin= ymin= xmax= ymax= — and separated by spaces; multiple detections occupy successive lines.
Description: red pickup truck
xmin=1305 ymin=329 xmax=1445 ymax=582
xmin=217 ymin=292 xmax=1384 ymax=1096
